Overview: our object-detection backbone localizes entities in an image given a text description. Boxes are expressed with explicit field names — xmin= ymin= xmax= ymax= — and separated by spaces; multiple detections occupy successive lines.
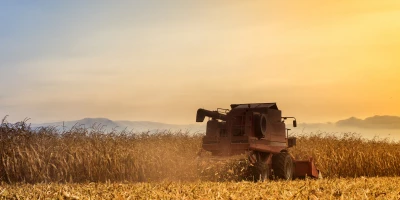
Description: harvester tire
xmin=260 ymin=114 xmax=268 ymax=137
xmin=253 ymin=161 xmax=270 ymax=182
xmin=272 ymin=152 xmax=293 ymax=180
xmin=254 ymin=114 xmax=267 ymax=138
xmin=253 ymin=114 xmax=263 ymax=138
xmin=248 ymin=151 xmax=270 ymax=181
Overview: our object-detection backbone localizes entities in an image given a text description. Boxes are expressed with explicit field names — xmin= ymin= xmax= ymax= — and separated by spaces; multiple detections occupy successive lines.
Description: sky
xmin=1 ymin=0 xmax=400 ymax=124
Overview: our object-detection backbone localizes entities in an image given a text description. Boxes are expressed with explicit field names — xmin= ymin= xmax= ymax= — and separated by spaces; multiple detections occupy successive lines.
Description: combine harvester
xmin=196 ymin=103 xmax=319 ymax=180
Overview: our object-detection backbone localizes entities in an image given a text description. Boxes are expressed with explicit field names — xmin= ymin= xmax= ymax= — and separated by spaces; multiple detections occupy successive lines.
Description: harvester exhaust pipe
xmin=196 ymin=108 xmax=227 ymax=122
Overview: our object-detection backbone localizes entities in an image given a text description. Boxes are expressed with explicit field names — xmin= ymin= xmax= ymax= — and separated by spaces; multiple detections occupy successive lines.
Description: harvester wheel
xmin=249 ymin=151 xmax=270 ymax=182
xmin=254 ymin=161 xmax=270 ymax=182
xmin=260 ymin=114 xmax=268 ymax=137
xmin=272 ymin=152 xmax=293 ymax=180
xmin=254 ymin=114 xmax=268 ymax=138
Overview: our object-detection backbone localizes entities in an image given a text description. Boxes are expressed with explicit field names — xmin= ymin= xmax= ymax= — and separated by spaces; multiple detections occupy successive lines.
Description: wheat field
xmin=1 ymin=178 xmax=400 ymax=199
xmin=1 ymin=118 xmax=400 ymax=199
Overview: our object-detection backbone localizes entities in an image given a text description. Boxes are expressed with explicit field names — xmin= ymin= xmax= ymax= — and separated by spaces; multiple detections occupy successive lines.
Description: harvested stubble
xmin=1 ymin=177 xmax=400 ymax=199
xmin=1 ymin=119 xmax=400 ymax=184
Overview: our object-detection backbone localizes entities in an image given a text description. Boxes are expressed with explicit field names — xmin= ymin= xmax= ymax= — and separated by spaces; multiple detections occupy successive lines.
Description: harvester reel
xmin=272 ymin=152 xmax=294 ymax=180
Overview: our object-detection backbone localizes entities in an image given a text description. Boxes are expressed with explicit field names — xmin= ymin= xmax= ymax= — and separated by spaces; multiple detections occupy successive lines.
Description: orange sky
xmin=1 ymin=0 xmax=399 ymax=124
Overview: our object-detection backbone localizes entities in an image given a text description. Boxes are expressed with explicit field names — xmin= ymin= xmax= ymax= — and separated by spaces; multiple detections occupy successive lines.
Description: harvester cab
xmin=196 ymin=103 xmax=319 ymax=180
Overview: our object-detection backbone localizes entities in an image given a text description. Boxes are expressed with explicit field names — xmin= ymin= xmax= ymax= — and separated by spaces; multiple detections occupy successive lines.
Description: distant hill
xmin=336 ymin=115 xmax=400 ymax=129
xmin=293 ymin=116 xmax=400 ymax=141
xmin=33 ymin=118 xmax=206 ymax=133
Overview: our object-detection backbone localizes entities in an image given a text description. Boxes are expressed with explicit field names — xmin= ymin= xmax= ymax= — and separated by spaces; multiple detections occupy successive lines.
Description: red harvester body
xmin=196 ymin=103 xmax=319 ymax=180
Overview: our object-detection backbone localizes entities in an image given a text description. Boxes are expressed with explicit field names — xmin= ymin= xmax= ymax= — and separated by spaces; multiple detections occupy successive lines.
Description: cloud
xmin=336 ymin=116 xmax=400 ymax=129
